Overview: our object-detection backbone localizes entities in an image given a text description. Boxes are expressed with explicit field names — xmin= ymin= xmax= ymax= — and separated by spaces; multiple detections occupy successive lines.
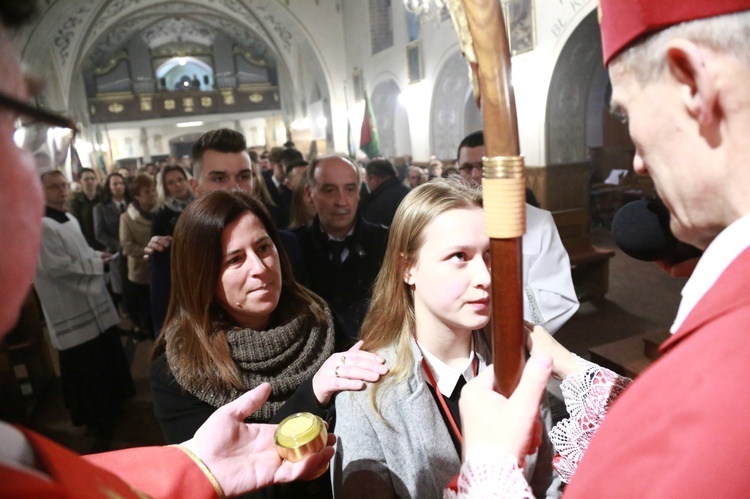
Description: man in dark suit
xmin=295 ymin=155 xmax=388 ymax=346
xmin=262 ymin=147 xmax=302 ymax=226
xmin=360 ymin=158 xmax=411 ymax=227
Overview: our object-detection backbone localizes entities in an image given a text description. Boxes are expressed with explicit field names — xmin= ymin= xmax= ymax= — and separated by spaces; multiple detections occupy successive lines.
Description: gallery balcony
xmin=87 ymin=84 xmax=280 ymax=124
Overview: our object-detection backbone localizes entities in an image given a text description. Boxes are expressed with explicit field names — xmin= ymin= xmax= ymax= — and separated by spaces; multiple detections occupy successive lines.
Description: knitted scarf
xmin=164 ymin=193 xmax=195 ymax=213
xmin=167 ymin=304 xmax=335 ymax=422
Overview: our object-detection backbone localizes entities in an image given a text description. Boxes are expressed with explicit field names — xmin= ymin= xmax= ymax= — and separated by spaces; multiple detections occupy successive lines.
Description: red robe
xmin=0 ymin=425 xmax=221 ymax=498
xmin=566 ymin=247 xmax=750 ymax=497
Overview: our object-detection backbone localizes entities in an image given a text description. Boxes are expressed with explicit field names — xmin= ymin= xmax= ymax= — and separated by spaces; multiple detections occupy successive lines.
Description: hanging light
xmin=403 ymin=0 xmax=447 ymax=20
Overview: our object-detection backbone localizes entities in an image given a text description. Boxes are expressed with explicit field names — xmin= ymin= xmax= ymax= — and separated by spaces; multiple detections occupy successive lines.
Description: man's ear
xmin=189 ymin=177 xmax=200 ymax=196
xmin=666 ymin=39 xmax=718 ymax=126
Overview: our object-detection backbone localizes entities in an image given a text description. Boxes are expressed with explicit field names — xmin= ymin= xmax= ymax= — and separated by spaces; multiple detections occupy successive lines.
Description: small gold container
xmin=274 ymin=412 xmax=328 ymax=465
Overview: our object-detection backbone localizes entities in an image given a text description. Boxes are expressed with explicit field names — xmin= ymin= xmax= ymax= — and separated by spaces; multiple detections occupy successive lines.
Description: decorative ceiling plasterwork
xmin=86 ymin=0 xmax=254 ymax=50
xmin=53 ymin=4 xmax=93 ymax=65
xmin=87 ymin=17 xmax=153 ymax=67
xmin=30 ymin=0 xmax=339 ymax=136
xmin=141 ymin=17 xmax=215 ymax=47
xmin=209 ymin=17 xmax=275 ymax=62
xmin=40 ymin=0 xmax=309 ymax=83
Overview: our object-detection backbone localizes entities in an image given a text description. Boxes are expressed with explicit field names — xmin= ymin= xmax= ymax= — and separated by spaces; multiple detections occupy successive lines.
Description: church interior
xmin=2 ymin=0 xmax=686 ymax=454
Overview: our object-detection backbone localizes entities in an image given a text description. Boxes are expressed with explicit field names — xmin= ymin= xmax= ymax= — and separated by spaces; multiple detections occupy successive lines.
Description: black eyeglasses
xmin=458 ymin=161 xmax=483 ymax=174
xmin=0 ymin=91 xmax=76 ymax=130
xmin=0 ymin=90 xmax=78 ymax=160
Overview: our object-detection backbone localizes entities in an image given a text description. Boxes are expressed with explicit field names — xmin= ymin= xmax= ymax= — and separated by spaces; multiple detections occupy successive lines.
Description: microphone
xmin=611 ymin=199 xmax=702 ymax=265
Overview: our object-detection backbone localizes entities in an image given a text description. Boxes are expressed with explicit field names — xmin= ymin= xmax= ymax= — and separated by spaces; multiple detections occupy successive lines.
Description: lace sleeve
xmin=549 ymin=354 xmax=632 ymax=483
xmin=443 ymin=444 xmax=534 ymax=499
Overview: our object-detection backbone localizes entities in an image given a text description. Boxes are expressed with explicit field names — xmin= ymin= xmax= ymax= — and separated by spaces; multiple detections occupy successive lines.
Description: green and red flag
xmin=360 ymin=94 xmax=380 ymax=159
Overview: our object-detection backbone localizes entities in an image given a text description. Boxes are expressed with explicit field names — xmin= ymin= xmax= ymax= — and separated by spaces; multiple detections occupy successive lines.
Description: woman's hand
xmin=312 ymin=340 xmax=389 ymax=406
xmin=143 ymin=235 xmax=172 ymax=260
xmin=524 ymin=321 xmax=580 ymax=380
xmin=185 ymin=383 xmax=335 ymax=497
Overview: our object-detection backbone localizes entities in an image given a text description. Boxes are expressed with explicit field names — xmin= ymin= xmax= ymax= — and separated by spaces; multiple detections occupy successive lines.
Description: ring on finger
xmin=340 ymin=354 xmax=346 ymax=365
xmin=334 ymin=365 xmax=343 ymax=378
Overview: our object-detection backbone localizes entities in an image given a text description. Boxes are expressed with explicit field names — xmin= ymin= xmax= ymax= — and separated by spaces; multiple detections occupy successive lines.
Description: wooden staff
xmin=447 ymin=0 xmax=525 ymax=396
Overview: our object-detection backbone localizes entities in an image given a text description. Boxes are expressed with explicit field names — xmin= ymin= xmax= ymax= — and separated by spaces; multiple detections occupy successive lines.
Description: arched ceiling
xmin=84 ymin=13 xmax=276 ymax=72
xmin=80 ymin=2 xmax=281 ymax=72
xmin=18 ymin=0 xmax=340 ymax=114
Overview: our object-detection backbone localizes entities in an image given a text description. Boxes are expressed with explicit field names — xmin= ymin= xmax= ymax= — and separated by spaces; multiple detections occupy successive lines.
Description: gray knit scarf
xmin=168 ymin=305 xmax=335 ymax=422
xmin=164 ymin=193 xmax=195 ymax=213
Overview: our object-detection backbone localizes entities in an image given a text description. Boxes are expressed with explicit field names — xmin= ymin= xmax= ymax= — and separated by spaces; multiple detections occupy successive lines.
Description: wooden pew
xmin=552 ymin=208 xmax=615 ymax=301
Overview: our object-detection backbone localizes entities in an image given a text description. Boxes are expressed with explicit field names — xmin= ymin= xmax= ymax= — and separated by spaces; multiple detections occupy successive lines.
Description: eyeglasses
xmin=0 ymin=90 xmax=77 ymax=163
xmin=458 ymin=161 xmax=483 ymax=174
xmin=0 ymin=91 xmax=76 ymax=130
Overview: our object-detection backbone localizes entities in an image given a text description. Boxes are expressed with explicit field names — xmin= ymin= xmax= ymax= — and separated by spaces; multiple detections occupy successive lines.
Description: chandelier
xmin=402 ymin=0 xmax=448 ymax=19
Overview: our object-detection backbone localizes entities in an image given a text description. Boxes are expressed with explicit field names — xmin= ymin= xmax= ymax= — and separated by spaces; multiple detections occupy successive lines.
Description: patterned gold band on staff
xmin=482 ymin=155 xmax=526 ymax=239
xmin=482 ymin=155 xmax=524 ymax=179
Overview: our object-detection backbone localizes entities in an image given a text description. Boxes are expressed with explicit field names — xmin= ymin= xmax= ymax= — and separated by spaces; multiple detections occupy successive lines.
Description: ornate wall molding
xmin=545 ymin=10 xmax=601 ymax=165
xmin=371 ymin=79 xmax=400 ymax=159
xmin=430 ymin=50 xmax=470 ymax=160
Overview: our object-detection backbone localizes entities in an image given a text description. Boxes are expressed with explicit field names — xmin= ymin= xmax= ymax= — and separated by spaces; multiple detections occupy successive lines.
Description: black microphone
xmin=611 ymin=199 xmax=702 ymax=265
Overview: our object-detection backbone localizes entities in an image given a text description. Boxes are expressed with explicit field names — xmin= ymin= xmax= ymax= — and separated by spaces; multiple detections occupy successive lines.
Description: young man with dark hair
xmin=456 ymin=130 xmax=577 ymax=333
xmin=457 ymin=130 xmax=538 ymax=207
xmin=189 ymin=128 xmax=253 ymax=195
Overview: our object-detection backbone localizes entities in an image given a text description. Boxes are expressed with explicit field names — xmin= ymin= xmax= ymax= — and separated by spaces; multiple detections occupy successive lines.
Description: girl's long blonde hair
xmin=360 ymin=178 xmax=485 ymax=417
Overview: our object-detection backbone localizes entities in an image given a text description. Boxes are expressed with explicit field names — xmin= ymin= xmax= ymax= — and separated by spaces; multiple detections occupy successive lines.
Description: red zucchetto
xmin=599 ymin=0 xmax=750 ymax=65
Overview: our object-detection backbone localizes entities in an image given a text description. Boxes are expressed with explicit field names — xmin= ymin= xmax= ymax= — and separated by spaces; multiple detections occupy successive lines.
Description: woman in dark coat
xmin=150 ymin=191 xmax=387 ymax=498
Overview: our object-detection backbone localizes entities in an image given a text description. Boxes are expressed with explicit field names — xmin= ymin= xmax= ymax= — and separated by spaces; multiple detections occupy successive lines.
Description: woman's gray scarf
xmin=164 ymin=193 xmax=195 ymax=213
xmin=168 ymin=306 xmax=335 ymax=422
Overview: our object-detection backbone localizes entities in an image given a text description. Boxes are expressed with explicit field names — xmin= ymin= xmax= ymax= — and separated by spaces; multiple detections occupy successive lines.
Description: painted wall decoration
xmin=504 ymin=0 xmax=535 ymax=56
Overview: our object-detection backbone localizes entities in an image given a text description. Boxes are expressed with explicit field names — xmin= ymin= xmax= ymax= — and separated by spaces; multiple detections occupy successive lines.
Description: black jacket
xmin=359 ymin=176 xmax=411 ymax=227
xmin=150 ymin=354 xmax=334 ymax=499
xmin=293 ymin=214 xmax=388 ymax=345
xmin=262 ymin=169 xmax=292 ymax=227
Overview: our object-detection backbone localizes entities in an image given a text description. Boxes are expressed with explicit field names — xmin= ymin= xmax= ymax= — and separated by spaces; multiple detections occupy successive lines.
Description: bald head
xmin=306 ymin=155 xmax=361 ymax=239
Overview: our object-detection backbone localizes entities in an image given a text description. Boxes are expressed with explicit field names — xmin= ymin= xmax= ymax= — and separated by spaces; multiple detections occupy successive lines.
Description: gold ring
xmin=334 ymin=365 xmax=342 ymax=378
xmin=340 ymin=355 xmax=346 ymax=365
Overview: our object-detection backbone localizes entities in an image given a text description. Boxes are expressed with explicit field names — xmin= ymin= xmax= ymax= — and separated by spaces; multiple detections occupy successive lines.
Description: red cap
xmin=599 ymin=0 xmax=750 ymax=65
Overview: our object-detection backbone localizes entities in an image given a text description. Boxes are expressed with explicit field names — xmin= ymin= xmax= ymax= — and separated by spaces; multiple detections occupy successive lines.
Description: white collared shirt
xmin=671 ymin=213 xmax=750 ymax=333
xmin=411 ymin=337 xmax=487 ymax=397
xmin=324 ymin=226 xmax=355 ymax=262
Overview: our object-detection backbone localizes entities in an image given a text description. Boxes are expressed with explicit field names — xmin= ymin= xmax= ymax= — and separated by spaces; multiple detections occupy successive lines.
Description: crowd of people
xmin=22 ymin=120 xmax=579 ymax=498
xmin=4 ymin=0 xmax=750 ymax=497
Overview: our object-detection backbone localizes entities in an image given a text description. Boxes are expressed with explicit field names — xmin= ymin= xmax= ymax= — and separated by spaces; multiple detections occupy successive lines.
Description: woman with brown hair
xmin=152 ymin=164 xmax=195 ymax=237
xmin=150 ymin=190 xmax=386 ymax=496
xmin=332 ymin=179 xmax=559 ymax=498
xmin=120 ymin=173 xmax=158 ymax=339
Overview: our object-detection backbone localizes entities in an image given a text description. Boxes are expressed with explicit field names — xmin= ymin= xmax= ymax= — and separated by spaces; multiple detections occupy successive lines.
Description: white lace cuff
xmin=549 ymin=354 xmax=632 ymax=482
xmin=443 ymin=443 xmax=533 ymax=499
